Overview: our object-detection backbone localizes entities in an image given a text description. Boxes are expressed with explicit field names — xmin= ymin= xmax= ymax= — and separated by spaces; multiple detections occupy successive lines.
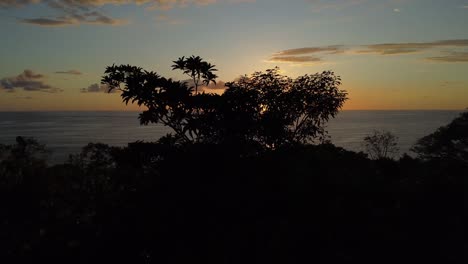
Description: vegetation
xmin=171 ymin=55 xmax=218 ymax=94
xmin=0 ymin=57 xmax=466 ymax=263
xmin=363 ymin=130 xmax=399 ymax=159
xmin=412 ymin=111 xmax=468 ymax=163
xmin=0 ymin=136 xmax=48 ymax=186
xmin=102 ymin=58 xmax=347 ymax=149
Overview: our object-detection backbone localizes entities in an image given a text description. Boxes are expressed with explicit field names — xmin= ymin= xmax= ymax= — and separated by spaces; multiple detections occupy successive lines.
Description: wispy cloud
xmin=0 ymin=0 xmax=39 ymax=8
xmin=0 ymin=70 xmax=62 ymax=93
xmin=270 ymin=39 xmax=468 ymax=65
xmin=1 ymin=0 xmax=221 ymax=9
xmin=357 ymin=39 xmax=468 ymax=55
xmin=4 ymin=0 xmax=253 ymax=26
xmin=273 ymin=46 xmax=344 ymax=56
xmin=269 ymin=56 xmax=322 ymax=63
xmin=21 ymin=16 xmax=126 ymax=26
xmin=81 ymin=83 xmax=116 ymax=93
xmin=21 ymin=18 xmax=74 ymax=26
xmin=20 ymin=2 xmax=128 ymax=27
xmin=307 ymin=0 xmax=367 ymax=11
xmin=55 ymin=70 xmax=83 ymax=75
xmin=268 ymin=45 xmax=343 ymax=64
xmin=426 ymin=51 xmax=468 ymax=63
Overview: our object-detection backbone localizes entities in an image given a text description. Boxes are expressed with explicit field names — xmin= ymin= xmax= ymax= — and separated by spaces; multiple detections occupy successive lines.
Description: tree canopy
xmin=101 ymin=56 xmax=347 ymax=150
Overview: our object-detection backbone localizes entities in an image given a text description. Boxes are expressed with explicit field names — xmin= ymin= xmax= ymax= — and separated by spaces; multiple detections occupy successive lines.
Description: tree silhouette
xmin=222 ymin=68 xmax=347 ymax=148
xmin=363 ymin=130 xmax=399 ymax=159
xmin=102 ymin=64 xmax=202 ymax=142
xmin=411 ymin=111 xmax=468 ymax=162
xmin=102 ymin=56 xmax=347 ymax=150
xmin=171 ymin=55 xmax=218 ymax=94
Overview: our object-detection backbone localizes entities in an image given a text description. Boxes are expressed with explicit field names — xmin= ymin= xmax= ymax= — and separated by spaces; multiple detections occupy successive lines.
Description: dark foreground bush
xmin=0 ymin=140 xmax=466 ymax=264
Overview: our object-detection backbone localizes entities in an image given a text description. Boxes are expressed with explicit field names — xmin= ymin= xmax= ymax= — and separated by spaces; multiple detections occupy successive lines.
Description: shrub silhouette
xmin=102 ymin=56 xmax=347 ymax=149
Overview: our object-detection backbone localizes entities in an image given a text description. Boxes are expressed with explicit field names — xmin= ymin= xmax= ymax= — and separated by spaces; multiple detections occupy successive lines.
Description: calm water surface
xmin=0 ymin=111 xmax=462 ymax=163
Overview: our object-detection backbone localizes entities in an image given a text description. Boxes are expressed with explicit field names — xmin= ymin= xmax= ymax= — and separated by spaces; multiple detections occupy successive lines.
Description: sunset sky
xmin=1 ymin=0 xmax=467 ymax=111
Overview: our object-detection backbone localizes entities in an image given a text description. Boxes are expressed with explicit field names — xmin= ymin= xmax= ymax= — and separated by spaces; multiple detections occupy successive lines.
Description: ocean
xmin=0 ymin=110 xmax=463 ymax=163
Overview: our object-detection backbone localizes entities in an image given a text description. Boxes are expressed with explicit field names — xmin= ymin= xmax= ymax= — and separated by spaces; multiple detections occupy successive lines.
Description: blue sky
xmin=1 ymin=0 xmax=467 ymax=110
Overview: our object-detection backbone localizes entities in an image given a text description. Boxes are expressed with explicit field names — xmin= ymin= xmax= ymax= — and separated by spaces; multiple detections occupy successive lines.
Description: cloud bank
xmin=426 ymin=51 xmax=468 ymax=63
xmin=358 ymin=39 xmax=468 ymax=55
xmin=20 ymin=1 xmax=128 ymax=26
xmin=2 ymin=0 xmax=253 ymax=26
xmin=268 ymin=46 xmax=344 ymax=64
xmin=273 ymin=46 xmax=343 ymax=56
xmin=0 ymin=0 xmax=39 ymax=7
xmin=81 ymin=83 xmax=115 ymax=93
xmin=270 ymin=39 xmax=468 ymax=65
xmin=269 ymin=56 xmax=322 ymax=63
xmin=0 ymin=70 xmax=61 ymax=93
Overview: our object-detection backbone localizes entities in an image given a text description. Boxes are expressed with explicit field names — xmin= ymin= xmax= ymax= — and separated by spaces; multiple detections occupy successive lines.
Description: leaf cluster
xmin=172 ymin=55 xmax=218 ymax=93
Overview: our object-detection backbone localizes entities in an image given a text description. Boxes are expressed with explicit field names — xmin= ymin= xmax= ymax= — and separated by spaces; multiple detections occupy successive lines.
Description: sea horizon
xmin=0 ymin=109 xmax=465 ymax=112
xmin=0 ymin=110 xmax=463 ymax=164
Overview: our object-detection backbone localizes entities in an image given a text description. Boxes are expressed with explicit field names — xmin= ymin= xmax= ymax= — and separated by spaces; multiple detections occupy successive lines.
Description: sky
xmin=0 ymin=0 xmax=467 ymax=111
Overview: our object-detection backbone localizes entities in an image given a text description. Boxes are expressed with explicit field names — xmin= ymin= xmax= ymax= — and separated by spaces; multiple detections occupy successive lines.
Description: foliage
xmin=171 ymin=55 xmax=218 ymax=94
xmin=3 ymin=139 xmax=466 ymax=263
xmin=0 ymin=136 xmax=48 ymax=185
xmin=0 ymin=136 xmax=48 ymax=163
xmin=102 ymin=62 xmax=221 ymax=143
xmin=68 ymin=143 xmax=118 ymax=170
xmin=0 ymin=131 xmax=466 ymax=263
xmin=363 ymin=130 xmax=399 ymax=159
xmin=411 ymin=111 xmax=468 ymax=162
xmin=222 ymin=68 xmax=347 ymax=148
xmin=102 ymin=57 xmax=347 ymax=149
xmin=67 ymin=143 xmax=121 ymax=194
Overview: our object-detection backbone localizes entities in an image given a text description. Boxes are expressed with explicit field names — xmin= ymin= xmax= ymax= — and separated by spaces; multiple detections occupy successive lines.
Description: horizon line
xmin=0 ymin=109 xmax=465 ymax=112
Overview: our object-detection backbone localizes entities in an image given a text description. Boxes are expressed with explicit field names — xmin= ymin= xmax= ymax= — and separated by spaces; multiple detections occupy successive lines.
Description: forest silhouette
xmin=0 ymin=56 xmax=466 ymax=264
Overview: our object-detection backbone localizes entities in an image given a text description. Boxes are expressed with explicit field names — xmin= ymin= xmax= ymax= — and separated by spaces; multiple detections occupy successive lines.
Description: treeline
xmin=0 ymin=128 xmax=466 ymax=263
